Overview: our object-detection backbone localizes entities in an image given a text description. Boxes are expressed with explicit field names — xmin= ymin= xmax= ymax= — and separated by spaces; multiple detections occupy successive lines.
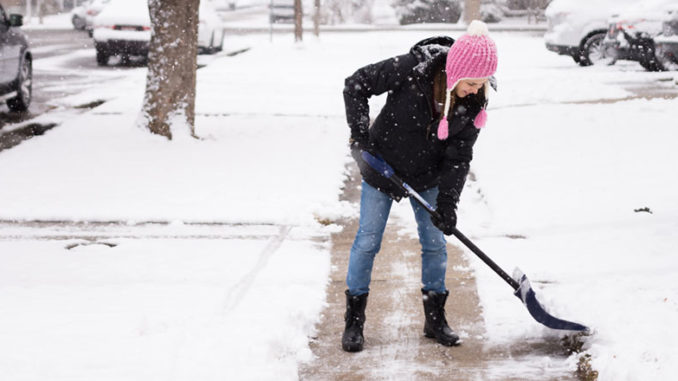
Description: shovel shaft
xmin=360 ymin=151 xmax=520 ymax=289
xmin=449 ymin=228 xmax=520 ymax=290
xmin=393 ymin=175 xmax=520 ymax=290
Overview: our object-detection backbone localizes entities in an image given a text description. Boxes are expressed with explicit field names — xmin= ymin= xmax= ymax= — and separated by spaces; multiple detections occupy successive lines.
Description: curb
xmin=224 ymin=24 xmax=548 ymax=34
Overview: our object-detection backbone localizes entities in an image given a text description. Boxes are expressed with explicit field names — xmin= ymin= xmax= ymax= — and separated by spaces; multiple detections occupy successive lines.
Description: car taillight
xmin=617 ymin=18 xmax=644 ymax=31
xmin=113 ymin=25 xmax=149 ymax=31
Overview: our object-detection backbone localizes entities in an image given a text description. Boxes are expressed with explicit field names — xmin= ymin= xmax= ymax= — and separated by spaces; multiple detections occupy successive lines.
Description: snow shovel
xmin=361 ymin=151 xmax=589 ymax=332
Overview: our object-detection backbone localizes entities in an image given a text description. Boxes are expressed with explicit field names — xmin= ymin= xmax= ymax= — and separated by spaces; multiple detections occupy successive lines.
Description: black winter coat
xmin=343 ymin=36 xmax=486 ymax=206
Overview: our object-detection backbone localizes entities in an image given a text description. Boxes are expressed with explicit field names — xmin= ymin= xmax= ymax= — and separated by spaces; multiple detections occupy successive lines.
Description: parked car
xmin=198 ymin=1 xmax=225 ymax=53
xmin=71 ymin=1 xmax=88 ymax=30
xmin=655 ymin=9 xmax=678 ymax=71
xmin=92 ymin=0 xmax=224 ymax=66
xmin=0 ymin=3 xmax=32 ymax=112
xmin=603 ymin=0 xmax=678 ymax=71
xmin=544 ymin=0 xmax=636 ymax=66
xmin=85 ymin=0 xmax=112 ymax=36
xmin=92 ymin=0 xmax=150 ymax=65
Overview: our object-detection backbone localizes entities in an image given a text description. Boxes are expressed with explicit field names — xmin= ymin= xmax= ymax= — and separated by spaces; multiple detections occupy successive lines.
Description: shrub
xmin=392 ymin=0 xmax=463 ymax=25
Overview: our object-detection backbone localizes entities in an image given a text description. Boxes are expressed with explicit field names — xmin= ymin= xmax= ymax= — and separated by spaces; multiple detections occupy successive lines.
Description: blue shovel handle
xmin=361 ymin=151 xmax=440 ymax=219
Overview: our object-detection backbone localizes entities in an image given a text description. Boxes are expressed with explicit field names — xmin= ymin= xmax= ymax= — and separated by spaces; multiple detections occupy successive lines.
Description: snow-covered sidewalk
xmin=1 ymin=30 xmax=678 ymax=380
xmin=0 ymin=222 xmax=328 ymax=380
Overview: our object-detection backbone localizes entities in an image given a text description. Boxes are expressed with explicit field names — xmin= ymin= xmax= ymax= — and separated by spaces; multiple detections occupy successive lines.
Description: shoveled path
xmin=299 ymin=164 xmax=576 ymax=381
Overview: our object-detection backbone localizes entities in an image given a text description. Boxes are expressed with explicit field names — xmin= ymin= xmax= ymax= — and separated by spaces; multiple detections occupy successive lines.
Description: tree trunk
xmin=313 ymin=0 xmax=320 ymax=37
xmin=294 ymin=0 xmax=302 ymax=42
xmin=140 ymin=0 xmax=200 ymax=139
xmin=464 ymin=0 xmax=481 ymax=24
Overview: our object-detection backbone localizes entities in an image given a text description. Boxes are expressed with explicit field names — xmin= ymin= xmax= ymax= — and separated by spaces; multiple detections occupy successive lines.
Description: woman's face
xmin=454 ymin=78 xmax=488 ymax=98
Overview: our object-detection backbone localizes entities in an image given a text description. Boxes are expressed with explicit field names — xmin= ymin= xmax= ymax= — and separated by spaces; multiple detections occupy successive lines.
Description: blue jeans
xmin=346 ymin=181 xmax=448 ymax=296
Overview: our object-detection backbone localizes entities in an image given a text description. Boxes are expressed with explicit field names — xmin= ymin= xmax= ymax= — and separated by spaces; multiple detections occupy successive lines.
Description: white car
xmin=544 ymin=0 xmax=636 ymax=66
xmin=198 ymin=1 xmax=225 ymax=52
xmin=85 ymin=0 xmax=112 ymax=36
xmin=92 ymin=0 xmax=225 ymax=66
xmin=70 ymin=3 xmax=87 ymax=30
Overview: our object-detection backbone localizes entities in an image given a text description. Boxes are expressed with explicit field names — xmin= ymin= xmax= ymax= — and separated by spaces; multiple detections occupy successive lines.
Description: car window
xmin=0 ymin=5 xmax=8 ymax=24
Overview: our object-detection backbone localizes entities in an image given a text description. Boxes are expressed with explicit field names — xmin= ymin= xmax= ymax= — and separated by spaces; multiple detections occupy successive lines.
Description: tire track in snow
xmin=221 ymin=224 xmax=292 ymax=313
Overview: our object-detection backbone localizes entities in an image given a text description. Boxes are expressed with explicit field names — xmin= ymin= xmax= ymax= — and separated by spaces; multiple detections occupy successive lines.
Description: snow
xmin=22 ymin=12 xmax=74 ymax=30
xmin=2 ymin=10 xmax=678 ymax=381
xmin=0 ymin=228 xmax=330 ymax=380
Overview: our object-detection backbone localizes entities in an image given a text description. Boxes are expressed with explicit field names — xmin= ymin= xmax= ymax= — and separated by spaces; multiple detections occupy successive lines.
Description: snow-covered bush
xmin=392 ymin=0 xmax=462 ymax=25
xmin=323 ymin=0 xmax=376 ymax=24
xmin=480 ymin=1 xmax=504 ymax=23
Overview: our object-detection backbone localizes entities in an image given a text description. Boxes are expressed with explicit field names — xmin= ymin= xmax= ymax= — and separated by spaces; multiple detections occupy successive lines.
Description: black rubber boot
xmin=422 ymin=289 xmax=460 ymax=346
xmin=342 ymin=290 xmax=368 ymax=352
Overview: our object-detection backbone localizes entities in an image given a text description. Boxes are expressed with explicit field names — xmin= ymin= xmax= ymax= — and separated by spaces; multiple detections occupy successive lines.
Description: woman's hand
xmin=431 ymin=203 xmax=457 ymax=235
xmin=349 ymin=136 xmax=375 ymax=162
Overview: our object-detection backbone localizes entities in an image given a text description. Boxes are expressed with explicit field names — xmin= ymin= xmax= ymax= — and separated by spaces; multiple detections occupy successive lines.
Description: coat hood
xmin=409 ymin=36 xmax=455 ymax=78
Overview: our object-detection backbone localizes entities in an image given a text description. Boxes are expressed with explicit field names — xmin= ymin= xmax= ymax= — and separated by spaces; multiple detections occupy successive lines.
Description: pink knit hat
xmin=438 ymin=20 xmax=498 ymax=140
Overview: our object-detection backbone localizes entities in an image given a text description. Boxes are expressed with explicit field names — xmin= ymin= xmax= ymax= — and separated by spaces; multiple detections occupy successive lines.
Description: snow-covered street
xmin=1 ymin=18 xmax=678 ymax=380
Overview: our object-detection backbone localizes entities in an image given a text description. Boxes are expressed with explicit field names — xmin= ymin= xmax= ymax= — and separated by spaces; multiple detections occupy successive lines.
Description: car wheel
xmin=96 ymin=46 xmax=110 ymax=66
xmin=579 ymin=33 xmax=610 ymax=67
xmin=208 ymin=31 xmax=215 ymax=54
xmin=639 ymin=57 xmax=665 ymax=72
xmin=656 ymin=51 xmax=678 ymax=71
xmin=7 ymin=56 xmax=32 ymax=112
xmin=72 ymin=15 xmax=86 ymax=30
xmin=216 ymin=31 xmax=225 ymax=52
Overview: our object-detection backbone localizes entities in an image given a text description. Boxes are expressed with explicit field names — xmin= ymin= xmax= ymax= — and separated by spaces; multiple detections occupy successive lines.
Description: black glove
xmin=349 ymin=135 xmax=374 ymax=162
xmin=431 ymin=202 xmax=457 ymax=235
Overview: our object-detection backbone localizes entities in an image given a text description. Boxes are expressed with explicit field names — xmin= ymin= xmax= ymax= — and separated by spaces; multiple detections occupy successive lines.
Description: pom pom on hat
xmin=437 ymin=118 xmax=449 ymax=140
xmin=473 ymin=108 xmax=488 ymax=128
xmin=466 ymin=19 xmax=490 ymax=36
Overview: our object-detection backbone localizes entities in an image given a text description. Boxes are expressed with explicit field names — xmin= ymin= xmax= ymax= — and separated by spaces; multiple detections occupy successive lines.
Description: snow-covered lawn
xmin=1 ymin=28 xmax=677 ymax=380
xmin=0 ymin=228 xmax=329 ymax=380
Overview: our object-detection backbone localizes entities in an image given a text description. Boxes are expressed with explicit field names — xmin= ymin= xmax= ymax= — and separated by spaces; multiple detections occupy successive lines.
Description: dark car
xmin=0 ymin=3 xmax=32 ymax=112
xmin=655 ymin=10 xmax=678 ymax=71
xmin=602 ymin=0 xmax=677 ymax=71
